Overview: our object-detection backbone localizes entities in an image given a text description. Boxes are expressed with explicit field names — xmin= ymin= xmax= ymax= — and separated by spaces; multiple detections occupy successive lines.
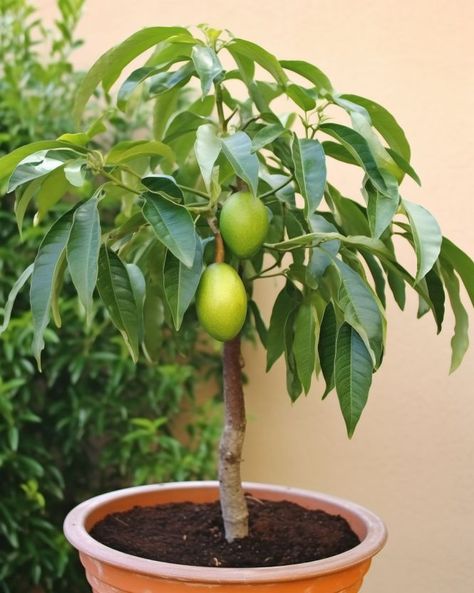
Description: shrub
xmin=0 ymin=3 xmax=222 ymax=592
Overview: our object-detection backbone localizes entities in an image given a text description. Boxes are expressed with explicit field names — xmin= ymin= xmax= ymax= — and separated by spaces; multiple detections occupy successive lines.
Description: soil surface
xmin=90 ymin=494 xmax=360 ymax=568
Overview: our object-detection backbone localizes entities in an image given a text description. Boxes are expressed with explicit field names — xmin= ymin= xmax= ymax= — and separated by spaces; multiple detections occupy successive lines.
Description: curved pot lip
xmin=64 ymin=481 xmax=387 ymax=584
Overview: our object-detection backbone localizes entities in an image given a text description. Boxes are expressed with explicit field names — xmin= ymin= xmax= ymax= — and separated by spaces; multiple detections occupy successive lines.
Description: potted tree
xmin=1 ymin=25 xmax=472 ymax=593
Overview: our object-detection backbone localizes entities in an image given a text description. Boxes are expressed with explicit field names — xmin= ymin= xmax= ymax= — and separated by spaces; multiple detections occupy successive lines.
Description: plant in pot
xmin=1 ymin=24 xmax=472 ymax=593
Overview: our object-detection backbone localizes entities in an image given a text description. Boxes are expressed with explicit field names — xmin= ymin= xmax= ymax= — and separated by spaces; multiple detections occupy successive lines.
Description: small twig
xmin=257 ymin=175 xmax=294 ymax=200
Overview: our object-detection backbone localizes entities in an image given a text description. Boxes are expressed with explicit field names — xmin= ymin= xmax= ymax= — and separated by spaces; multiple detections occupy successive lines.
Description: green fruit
xmin=196 ymin=263 xmax=247 ymax=341
xmin=219 ymin=191 xmax=269 ymax=258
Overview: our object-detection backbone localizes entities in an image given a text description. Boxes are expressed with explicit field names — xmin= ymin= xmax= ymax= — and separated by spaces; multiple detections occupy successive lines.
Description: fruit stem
xmin=208 ymin=216 xmax=225 ymax=263
xmin=219 ymin=336 xmax=249 ymax=542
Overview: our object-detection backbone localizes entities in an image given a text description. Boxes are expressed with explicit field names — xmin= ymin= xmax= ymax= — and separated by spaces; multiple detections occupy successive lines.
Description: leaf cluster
xmin=1 ymin=24 xmax=472 ymax=439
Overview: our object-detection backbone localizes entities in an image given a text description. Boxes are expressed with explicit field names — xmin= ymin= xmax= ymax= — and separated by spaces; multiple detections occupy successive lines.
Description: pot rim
xmin=63 ymin=481 xmax=387 ymax=584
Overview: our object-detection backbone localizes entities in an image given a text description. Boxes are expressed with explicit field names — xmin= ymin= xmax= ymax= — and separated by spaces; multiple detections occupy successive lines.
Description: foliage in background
xmin=0 ymin=4 xmax=222 ymax=592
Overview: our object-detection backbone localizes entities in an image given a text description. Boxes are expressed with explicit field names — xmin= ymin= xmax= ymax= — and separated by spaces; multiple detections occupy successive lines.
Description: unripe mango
xmin=219 ymin=192 xmax=269 ymax=258
xmin=196 ymin=263 xmax=247 ymax=341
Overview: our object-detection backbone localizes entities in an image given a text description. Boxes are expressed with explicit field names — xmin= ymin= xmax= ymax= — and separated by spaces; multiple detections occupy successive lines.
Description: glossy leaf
xmin=286 ymin=83 xmax=316 ymax=111
xmin=14 ymin=178 xmax=42 ymax=236
xmin=194 ymin=124 xmax=221 ymax=192
xmin=333 ymin=259 xmax=384 ymax=366
xmin=143 ymin=192 xmax=196 ymax=268
xmin=423 ymin=268 xmax=445 ymax=333
xmin=386 ymin=148 xmax=421 ymax=185
xmin=293 ymin=302 xmax=316 ymax=394
xmin=67 ymin=195 xmax=101 ymax=324
xmin=280 ymin=60 xmax=333 ymax=94
xmin=339 ymin=94 xmax=411 ymax=161
xmin=8 ymin=149 xmax=76 ymax=192
xmin=292 ymin=136 xmax=326 ymax=218
xmin=164 ymin=112 xmax=208 ymax=143
xmin=73 ymin=26 xmax=191 ymax=123
xmin=440 ymin=238 xmax=474 ymax=307
xmin=402 ymin=199 xmax=442 ymax=282
xmin=163 ymin=240 xmax=203 ymax=330
xmin=191 ymin=45 xmax=223 ymax=96
xmin=106 ymin=140 xmax=174 ymax=165
xmin=221 ymin=132 xmax=259 ymax=196
xmin=266 ymin=283 xmax=301 ymax=371
xmin=366 ymin=184 xmax=399 ymax=239
xmin=249 ymin=300 xmax=268 ymax=347
xmin=335 ymin=323 xmax=373 ymax=438
xmin=0 ymin=265 xmax=34 ymax=335
xmin=148 ymin=61 xmax=195 ymax=96
xmin=0 ymin=140 xmax=81 ymax=187
xmin=319 ymin=123 xmax=387 ymax=194
xmin=228 ymin=39 xmax=288 ymax=86
xmin=35 ymin=168 xmax=70 ymax=222
xmin=64 ymin=158 xmax=87 ymax=187
xmin=125 ymin=263 xmax=146 ymax=341
xmin=251 ymin=123 xmax=286 ymax=152
xmin=440 ymin=264 xmax=470 ymax=373
xmin=322 ymin=141 xmax=358 ymax=166
xmin=142 ymin=175 xmax=183 ymax=200
xmin=117 ymin=66 xmax=162 ymax=111
xmin=30 ymin=209 xmax=74 ymax=369
xmin=306 ymin=215 xmax=340 ymax=287
xmin=318 ymin=302 xmax=338 ymax=397
xmin=97 ymin=247 xmax=140 ymax=361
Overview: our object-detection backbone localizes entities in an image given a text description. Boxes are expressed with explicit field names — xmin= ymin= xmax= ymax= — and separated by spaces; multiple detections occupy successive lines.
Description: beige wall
xmin=41 ymin=0 xmax=474 ymax=591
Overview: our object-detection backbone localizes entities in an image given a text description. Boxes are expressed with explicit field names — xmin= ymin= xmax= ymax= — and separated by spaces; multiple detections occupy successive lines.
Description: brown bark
xmin=219 ymin=336 xmax=249 ymax=541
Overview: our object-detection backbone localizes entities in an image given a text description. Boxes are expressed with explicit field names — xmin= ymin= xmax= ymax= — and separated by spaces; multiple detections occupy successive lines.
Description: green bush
xmin=0 ymin=3 xmax=222 ymax=592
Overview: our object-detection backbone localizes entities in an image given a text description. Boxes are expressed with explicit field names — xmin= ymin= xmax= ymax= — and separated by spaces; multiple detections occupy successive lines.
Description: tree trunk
xmin=218 ymin=336 xmax=249 ymax=542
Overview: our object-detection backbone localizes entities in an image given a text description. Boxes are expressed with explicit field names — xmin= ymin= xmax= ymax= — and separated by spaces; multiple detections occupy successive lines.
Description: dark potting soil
xmin=90 ymin=494 xmax=360 ymax=568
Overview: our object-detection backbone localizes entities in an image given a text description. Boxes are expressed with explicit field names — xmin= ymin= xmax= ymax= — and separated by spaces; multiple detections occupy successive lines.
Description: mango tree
xmin=1 ymin=25 xmax=472 ymax=542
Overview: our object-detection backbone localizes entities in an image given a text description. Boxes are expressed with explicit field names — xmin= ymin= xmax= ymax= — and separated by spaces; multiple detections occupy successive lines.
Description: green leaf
xmin=318 ymin=302 xmax=338 ymax=398
xmin=306 ymin=215 xmax=340 ymax=287
xmin=227 ymin=38 xmax=288 ymax=86
xmin=64 ymin=158 xmax=87 ymax=187
xmin=30 ymin=209 xmax=74 ymax=369
xmin=385 ymin=148 xmax=421 ymax=185
xmin=97 ymin=247 xmax=140 ymax=361
xmin=333 ymin=259 xmax=384 ymax=366
xmin=148 ymin=61 xmax=195 ymax=96
xmin=423 ymin=268 xmax=445 ymax=333
xmin=440 ymin=264 xmax=469 ymax=373
xmin=322 ymin=141 xmax=359 ymax=166
xmin=440 ymin=238 xmax=474 ymax=307
xmin=319 ymin=123 xmax=387 ymax=194
xmin=280 ymin=60 xmax=334 ymax=94
xmin=339 ymin=94 xmax=411 ymax=161
xmin=0 ymin=265 xmax=34 ymax=336
xmin=335 ymin=323 xmax=373 ymax=438
xmin=249 ymin=300 xmax=268 ymax=347
xmin=117 ymin=66 xmax=161 ymax=111
xmin=35 ymin=168 xmax=71 ymax=223
xmin=362 ymin=252 xmax=386 ymax=309
xmin=221 ymin=131 xmax=259 ymax=196
xmin=191 ymin=45 xmax=223 ymax=96
xmin=153 ymin=86 xmax=180 ymax=141
xmin=286 ymin=84 xmax=316 ymax=111
xmin=125 ymin=263 xmax=146 ymax=342
xmin=142 ymin=175 xmax=183 ymax=200
xmin=266 ymin=283 xmax=301 ymax=370
xmin=0 ymin=141 xmax=82 ymax=188
xmin=402 ymin=199 xmax=442 ymax=282
xmin=251 ymin=123 xmax=286 ymax=152
xmin=73 ymin=26 xmax=191 ymax=123
xmin=67 ymin=195 xmax=101 ymax=324
xmin=292 ymin=136 xmax=326 ymax=218
xmin=284 ymin=308 xmax=303 ymax=402
xmin=366 ymin=183 xmax=399 ymax=239
xmin=164 ymin=112 xmax=208 ymax=143
xmin=143 ymin=192 xmax=197 ymax=268
xmin=142 ymin=285 xmax=165 ymax=363
xmin=106 ymin=140 xmax=174 ymax=165
xmin=14 ymin=178 xmax=42 ymax=236
xmin=163 ymin=240 xmax=203 ymax=330
xmin=8 ymin=149 xmax=77 ymax=192
xmin=194 ymin=124 xmax=221 ymax=192
xmin=293 ymin=302 xmax=316 ymax=394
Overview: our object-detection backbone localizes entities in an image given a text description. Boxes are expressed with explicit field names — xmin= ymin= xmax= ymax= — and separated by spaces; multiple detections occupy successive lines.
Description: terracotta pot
xmin=64 ymin=481 xmax=387 ymax=592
